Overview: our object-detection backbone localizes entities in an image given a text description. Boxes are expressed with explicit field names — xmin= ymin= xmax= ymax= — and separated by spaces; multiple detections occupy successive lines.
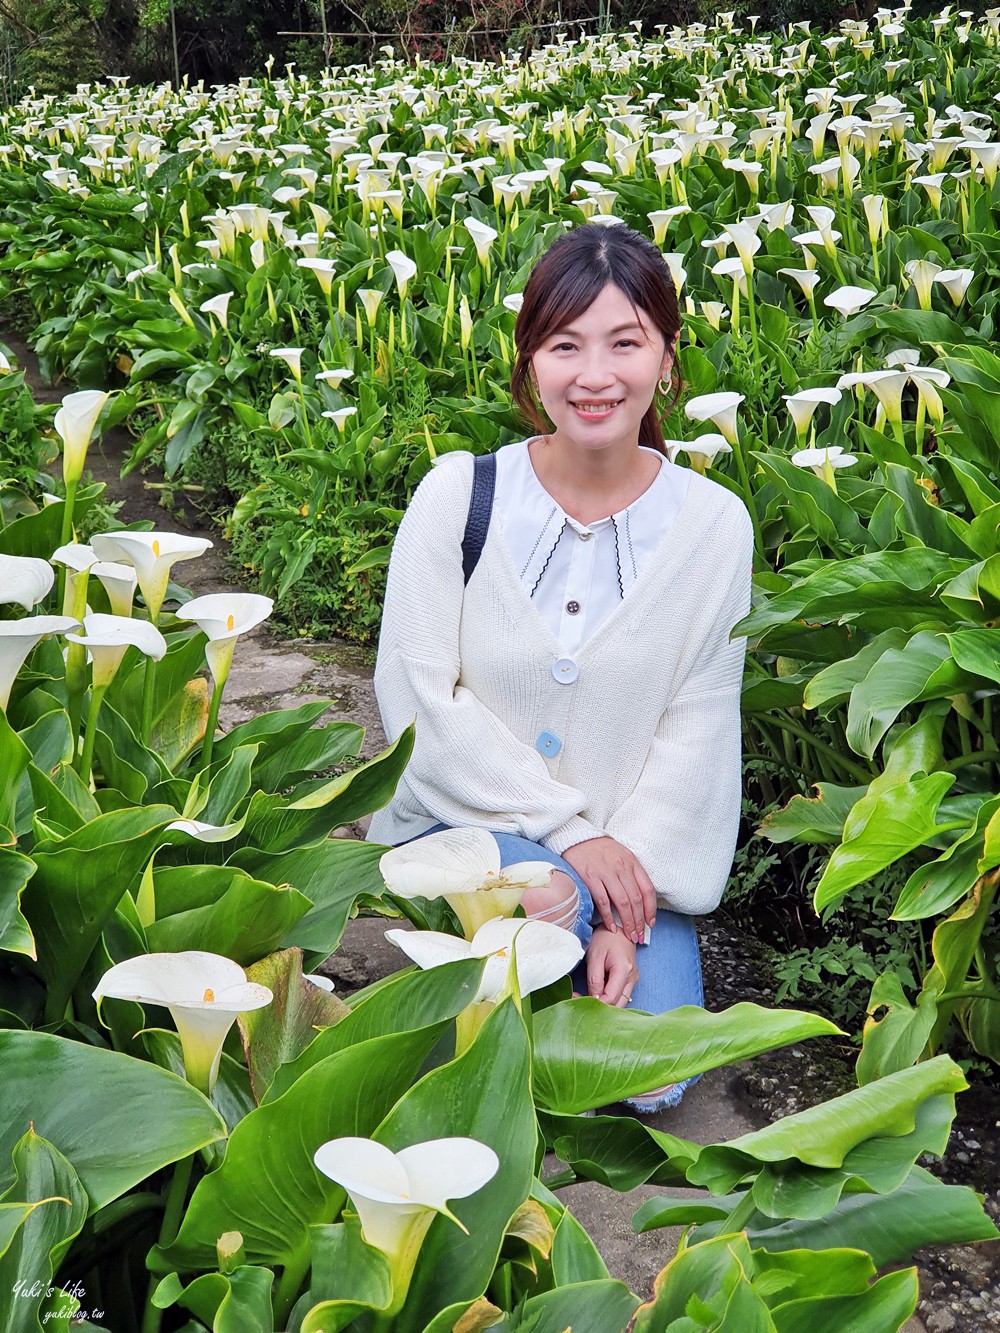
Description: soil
xmin=9 ymin=325 xmax=999 ymax=1330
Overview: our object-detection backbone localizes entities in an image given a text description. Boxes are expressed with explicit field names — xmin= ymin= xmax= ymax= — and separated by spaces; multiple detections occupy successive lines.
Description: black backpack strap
xmin=461 ymin=451 xmax=496 ymax=586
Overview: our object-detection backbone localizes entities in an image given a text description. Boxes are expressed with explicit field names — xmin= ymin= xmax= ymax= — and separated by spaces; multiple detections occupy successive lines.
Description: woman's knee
xmin=521 ymin=870 xmax=579 ymax=930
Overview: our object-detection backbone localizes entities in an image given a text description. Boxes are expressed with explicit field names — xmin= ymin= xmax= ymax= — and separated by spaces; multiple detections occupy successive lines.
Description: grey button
xmin=579 ymin=531 xmax=593 ymax=541
xmin=566 ymin=600 xmax=580 ymax=614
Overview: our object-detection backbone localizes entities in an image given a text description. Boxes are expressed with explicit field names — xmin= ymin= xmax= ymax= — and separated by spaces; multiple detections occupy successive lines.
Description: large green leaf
xmin=856 ymin=971 xmax=940 ymax=1084
xmin=739 ymin=1166 xmax=998 ymax=1266
xmin=892 ymin=794 xmax=1000 ymax=920
xmin=0 ymin=1030 xmax=226 ymax=1210
xmin=159 ymin=1028 xmax=444 ymax=1269
xmin=540 ymin=1110 xmax=699 ymax=1191
xmin=239 ymin=948 xmax=349 ymax=1102
xmin=757 ymin=783 xmax=869 ymax=846
xmin=233 ymin=725 xmax=414 ymax=855
xmin=531 ymin=1000 xmax=840 ymax=1114
xmin=19 ymin=805 xmax=176 ymax=1016
xmin=0 ymin=844 xmax=36 ymax=958
xmin=845 ymin=631 xmax=980 ymax=760
xmin=749 ymin=1093 xmax=955 ymax=1219
xmin=0 ymin=1130 xmax=88 ymax=1333
xmin=207 ymin=701 xmax=333 ymax=767
xmin=948 ymin=627 xmax=1000 ymax=684
xmin=0 ymin=711 xmax=31 ymax=835
xmin=687 ymin=1056 xmax=966 ymax=1193
xmin=263 ymin=956 xmax=485 ymax=1104
xmin=813 ymin=769 xmax=956 ymax=911
xmin=144 ymin=865 xmax=312 ymax=965
xmin=152 ymin=1267 xmax=274 ymax=1333
xmin=752 ymin=452 xmax=875 ymax=555
xmin=374 ymin=999 xmax=537 ymax=1333
xmin=803 ymin=628 xmax=910 ymax=715
xmin=250 ymin=720 xmax=364 ymax=792
xmin=233 ymin=838 xmax=388 ymax=969
xmin=733 ymin=549 xmax=965 ymax=643
xmin=633 ymin=1231 xmax=757 ymax=1332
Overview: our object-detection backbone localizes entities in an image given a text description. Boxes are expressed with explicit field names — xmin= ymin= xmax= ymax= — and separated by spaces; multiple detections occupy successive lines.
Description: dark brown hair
xmin=510 ymin=222 xmax=683 ymax=457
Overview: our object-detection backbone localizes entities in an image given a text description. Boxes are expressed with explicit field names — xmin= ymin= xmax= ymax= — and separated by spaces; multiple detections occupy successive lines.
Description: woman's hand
xmin=562 ymin=836 xmax=656 ymax=942
xmin=586 ymin=926 xmax=638 ymax=1007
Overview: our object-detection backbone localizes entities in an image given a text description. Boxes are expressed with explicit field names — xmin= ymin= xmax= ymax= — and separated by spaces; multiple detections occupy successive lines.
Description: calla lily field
xmin=2 ymin=4 xmax=1000 ymax=1331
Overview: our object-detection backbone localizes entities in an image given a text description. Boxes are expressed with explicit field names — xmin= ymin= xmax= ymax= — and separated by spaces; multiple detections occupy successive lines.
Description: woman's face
xmin=529 ymin=282 xmax=676 ymax=455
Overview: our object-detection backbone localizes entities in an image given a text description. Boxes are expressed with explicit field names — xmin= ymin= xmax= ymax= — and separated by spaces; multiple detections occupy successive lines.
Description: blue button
xmin=535 ymin=730 xmax=562 ymax=756
xmin=552 ymin=657 xmax=579 ymax=684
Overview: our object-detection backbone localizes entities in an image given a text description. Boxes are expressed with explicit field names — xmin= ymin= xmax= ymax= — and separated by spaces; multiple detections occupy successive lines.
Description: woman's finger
xmin=634 ymin=862 xmax=657 ymax=928
xmin=588 ymin=881 xmax=617 ymax=934
xmin=607 ymin=874 xmax=643 ymax=941
xmin=602 ymin=952 xmax=636 ymax=1007
xmin=587 ymin=942 xmax=610 ymax=998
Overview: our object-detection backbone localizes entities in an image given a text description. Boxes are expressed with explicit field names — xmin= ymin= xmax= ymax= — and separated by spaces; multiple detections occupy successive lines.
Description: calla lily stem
xmin=76 ymin=684 xmax=108 ymax=783
xmin=273 ymin=1235 xmax=311 ymax=1326
xmin=201 ymin=677 xmax=224 ymax=769
xmin=140 ymin=1153 xmax=195 ymax=1333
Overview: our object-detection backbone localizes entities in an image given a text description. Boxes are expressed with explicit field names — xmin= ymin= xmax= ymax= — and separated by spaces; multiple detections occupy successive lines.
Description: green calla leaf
xmin=0 ymin=1030 xmax=226 ymax=1210
xmin=532 ymin=1000 xmax=840 ymax=1114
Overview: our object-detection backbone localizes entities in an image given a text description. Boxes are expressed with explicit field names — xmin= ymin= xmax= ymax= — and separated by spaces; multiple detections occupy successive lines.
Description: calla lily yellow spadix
xmin=379 ymin=826 xmax=554 ymax=939
xmin=93 ymin=951 xmax=272 ymax=1094
xmin=313 ymin=1136 xmax=499 ymax=1308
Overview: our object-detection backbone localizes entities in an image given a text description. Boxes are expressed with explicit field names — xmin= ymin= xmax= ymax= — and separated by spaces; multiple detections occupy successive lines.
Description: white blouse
xmin=492 ymin=438 xmax=692 ymax=655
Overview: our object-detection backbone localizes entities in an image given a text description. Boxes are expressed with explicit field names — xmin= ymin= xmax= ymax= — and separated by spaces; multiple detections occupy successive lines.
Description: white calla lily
xmin=313 ymin=1136 xmax=499 ymax=1301
xmin=683 ymin=391 xmax=745 ymax=445
xmin=93 ymin=951 xmax=272 ymax=1093
xmin=783 ymin=387 xmax=843 ymax=439
xmin=386 ymin=916 xmax=584 ymax=1004
xmin=0 ymin=616 xmax=80 ymax=710
xmin=65 ymin=612 xmax=167 ymax=688
xmin=663 ymin=434 xmax=732 ymax=474
xmin=903 ymin=258 xmax=943 ymax=311
xmin=0 ymin=554 xmax=55 ymax=611
xmin=199 ymin=291 xmax=234 ymax=330
xmin=89 ymin=531 xmax=213 ymax=623
xmin=297 ymin=257 xmax=337 ymax=295
xmin=304 ymin=973 xmax=336 ymax=992
xmin=792 ymin=444 xmax=857 ymax=491
xmin=165 ymin=818 xmax=245 ymax=842
xmin=933 ymin=268 xmax=974 ymax=306
xmin=91 ymin=561 xmax=138 ymax=617
xmin=270 ymin=347 xmax=305 ymax=381
xmin=51 ymin=543 xmax=99 ymax=574
xmin=55 ymin=389 xmax=110 ymax=486
xmin=174 ymin=592 xmax=273 ymax=687
xmin=386 ymin=249 xmax=417 ymax=300
xmin=379 ymin=826 xmax=554 ymax=939
xmin=823 ymin=285 xmax=876 ymax=319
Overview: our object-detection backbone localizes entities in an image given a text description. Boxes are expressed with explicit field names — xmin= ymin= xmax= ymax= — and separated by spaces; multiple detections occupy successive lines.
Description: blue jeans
xmin=409 ymin=823 xmax=705 ymax=1111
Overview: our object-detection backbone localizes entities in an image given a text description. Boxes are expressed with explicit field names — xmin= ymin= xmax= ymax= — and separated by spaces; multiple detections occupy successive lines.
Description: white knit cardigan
xmin=366 ymin=449 xmax=754 ymax=915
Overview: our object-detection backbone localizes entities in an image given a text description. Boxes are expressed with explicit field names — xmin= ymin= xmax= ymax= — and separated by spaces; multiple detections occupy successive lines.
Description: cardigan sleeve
xmin=602 ymin=503 xmax=753 ymax=915
xmin=371 ymin=455 xmax=607 ymax=848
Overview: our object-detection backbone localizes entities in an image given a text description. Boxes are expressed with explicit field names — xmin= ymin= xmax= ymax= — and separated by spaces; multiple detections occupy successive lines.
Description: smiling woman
xmin=367 ymin=222 xmax=754 ymax=1114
